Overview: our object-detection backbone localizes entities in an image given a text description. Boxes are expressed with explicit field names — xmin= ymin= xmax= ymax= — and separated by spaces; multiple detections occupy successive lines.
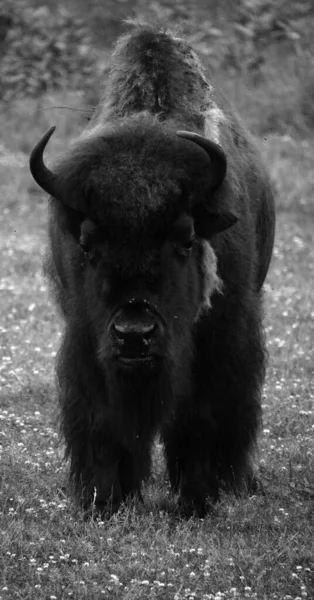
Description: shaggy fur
xmin=38 ymin=23 xmax=275 ymax=517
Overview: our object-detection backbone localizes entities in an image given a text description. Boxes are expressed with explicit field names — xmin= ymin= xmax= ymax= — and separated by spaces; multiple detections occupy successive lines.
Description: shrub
xmin=0 ymin=0 xmax=96 ymax=101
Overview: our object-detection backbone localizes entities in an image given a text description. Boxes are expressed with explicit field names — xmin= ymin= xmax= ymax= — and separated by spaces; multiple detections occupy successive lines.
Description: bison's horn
xmin=29 ymin=126 xmax=59 ymax=198
xmin=176 ymin=130 xmax=227 ymax=190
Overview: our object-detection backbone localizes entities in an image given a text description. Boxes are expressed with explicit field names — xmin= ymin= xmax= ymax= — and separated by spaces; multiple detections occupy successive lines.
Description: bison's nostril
xmin=113 ymin=321 xmax=156 ymax=340
xmin=143 ymin=323 xmax=156 ymax=339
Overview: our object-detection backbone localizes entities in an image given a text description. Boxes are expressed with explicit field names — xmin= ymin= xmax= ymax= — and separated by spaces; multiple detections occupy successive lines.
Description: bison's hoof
xmin=177 ymin=494 xmax=216 ymax=519
xmin=83 ymin=499 xmax=121 ymax=520
xmin=246 ymin=473 xmax=264 ymax=496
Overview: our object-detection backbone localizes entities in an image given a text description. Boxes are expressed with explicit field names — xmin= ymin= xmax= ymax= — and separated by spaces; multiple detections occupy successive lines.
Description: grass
xmin=1 ymin=81 xmax=314 ymax=600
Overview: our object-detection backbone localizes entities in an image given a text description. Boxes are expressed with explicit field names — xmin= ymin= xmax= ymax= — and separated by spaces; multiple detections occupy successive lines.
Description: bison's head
xmin=30 ymin=120 xmax=237 ymax=378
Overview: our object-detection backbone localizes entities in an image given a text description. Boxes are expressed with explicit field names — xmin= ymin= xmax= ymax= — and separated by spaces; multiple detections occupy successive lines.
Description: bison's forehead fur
xmin=54 ymin=119 xmax=213 ymax=232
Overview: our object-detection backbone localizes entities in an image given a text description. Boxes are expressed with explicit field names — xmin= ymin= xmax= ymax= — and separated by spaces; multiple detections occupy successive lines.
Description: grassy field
xmin=1 ymin=78 xmax=314 ymax=600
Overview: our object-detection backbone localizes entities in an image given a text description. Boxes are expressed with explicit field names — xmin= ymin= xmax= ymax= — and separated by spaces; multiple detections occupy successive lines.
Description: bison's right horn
xmin=29 ymin=126 xmax=59 ymax=199
xmin=176 ymin=130 xmax=227 ymax=191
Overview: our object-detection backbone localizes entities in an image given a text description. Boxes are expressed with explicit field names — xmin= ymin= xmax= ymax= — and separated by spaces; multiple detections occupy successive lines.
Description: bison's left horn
xmin=29 ymin=126 xmax=59 ymax=198
xmin=176 ymin=131 xmax=227 ymax=190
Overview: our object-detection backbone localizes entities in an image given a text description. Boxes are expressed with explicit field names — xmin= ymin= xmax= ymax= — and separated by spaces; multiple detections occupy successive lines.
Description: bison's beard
xmin=104 ymin=355 xmax=174 ymax=435
xmin=102 ymin=330 xmax=194 ymax=437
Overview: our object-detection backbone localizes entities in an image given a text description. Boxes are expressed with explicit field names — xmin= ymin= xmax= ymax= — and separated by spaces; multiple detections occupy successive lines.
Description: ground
xmin=0 ymin=86 xmax=314 ymax=599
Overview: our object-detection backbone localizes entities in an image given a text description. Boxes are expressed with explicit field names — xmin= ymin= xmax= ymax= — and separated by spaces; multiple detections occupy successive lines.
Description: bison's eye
xmin=79 ymin=241 xmax=93 ymax=260
xmin=175 ymin=236 xmax=196 ymax=258
xmin=171 ymin=213 xmax=196 ymax=258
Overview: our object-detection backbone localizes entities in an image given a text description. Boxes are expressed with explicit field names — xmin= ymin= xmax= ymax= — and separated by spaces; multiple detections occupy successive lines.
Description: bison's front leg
xmin=163 ymin=300 xmax=265 ymax=517
xmin=164 ymin=404 xmax=260 ymax=518
xmin=61 ymin=404 xmax=147 ymax=518
xmin=79 ymin=440 xmax=147 ymax=517
xmin=81 ymin=452 xmax=124 ymax=518
xmin=64 ymin=427 xmax=125 ymax=517
xmin=57 ymin=333 xmax=134 ymax=517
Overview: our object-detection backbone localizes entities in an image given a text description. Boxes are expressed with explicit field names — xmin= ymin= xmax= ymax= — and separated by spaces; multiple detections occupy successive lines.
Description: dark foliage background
xmin=0 ymin=0 xmax=95 ymax=99
xmin=1 ymin=0 xmax=314 ymax=136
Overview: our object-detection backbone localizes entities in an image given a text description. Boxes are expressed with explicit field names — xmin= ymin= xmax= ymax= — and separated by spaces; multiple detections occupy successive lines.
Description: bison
xmin=29 ymin=23 xmax=275 ymax=517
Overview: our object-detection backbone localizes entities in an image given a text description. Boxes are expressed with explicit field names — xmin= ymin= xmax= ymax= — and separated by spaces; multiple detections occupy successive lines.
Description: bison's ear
xmin=194 ymin=208 xmax=238 ymax=239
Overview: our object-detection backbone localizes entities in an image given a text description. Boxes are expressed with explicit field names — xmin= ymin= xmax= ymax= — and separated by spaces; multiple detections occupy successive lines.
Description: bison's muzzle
xmin=109 ymin=300 xmax=164 ymax=366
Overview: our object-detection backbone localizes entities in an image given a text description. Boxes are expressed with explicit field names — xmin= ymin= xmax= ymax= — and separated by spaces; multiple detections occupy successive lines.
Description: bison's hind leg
xmin=163 ymin=427 xmax=220 ymax=518
xmin=118 ymin=444 xmax=151 ymax=502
